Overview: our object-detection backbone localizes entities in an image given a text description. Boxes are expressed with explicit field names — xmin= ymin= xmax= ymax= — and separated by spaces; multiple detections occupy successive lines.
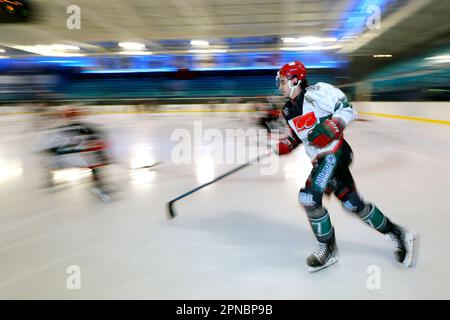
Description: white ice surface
xmin=0 ymin=111 xmax=449 ymax=299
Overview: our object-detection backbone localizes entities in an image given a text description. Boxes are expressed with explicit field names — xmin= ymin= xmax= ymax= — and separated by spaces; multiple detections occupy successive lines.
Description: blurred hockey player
xmin=37 ymin=107 xmax=113 ymax=202
xmin=274 ymin=61 xmax=418 ymax=272
xmin=255 ymin=98 xmax=283 ymax=132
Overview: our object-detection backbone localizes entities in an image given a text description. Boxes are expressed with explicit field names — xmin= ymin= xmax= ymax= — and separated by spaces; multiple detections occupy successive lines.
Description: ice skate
xmin=386 ymin=225 xmax=419 ymax=267
xmin=91 ymin=187 xmax=112 ymax=203
xmin=307 ymin=241 xmax=338 ymax=273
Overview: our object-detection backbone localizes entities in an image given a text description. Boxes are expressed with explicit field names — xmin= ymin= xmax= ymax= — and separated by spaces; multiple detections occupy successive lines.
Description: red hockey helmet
xmin=276 ymin=61 xmax=307 ymax=87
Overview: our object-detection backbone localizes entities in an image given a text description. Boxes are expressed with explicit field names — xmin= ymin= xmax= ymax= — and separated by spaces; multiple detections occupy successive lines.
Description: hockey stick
xmin=130 ymin=161 xmax=163 ymax=170
xmin=166 ymin=151 xmax=271 ymax=219
xmin=115 ymin=161 xmax=163 ymax=171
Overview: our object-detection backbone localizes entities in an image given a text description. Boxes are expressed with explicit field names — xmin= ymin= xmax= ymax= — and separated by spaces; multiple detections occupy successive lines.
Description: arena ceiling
xmin=0 ymin=0 xmax=449 ymax=57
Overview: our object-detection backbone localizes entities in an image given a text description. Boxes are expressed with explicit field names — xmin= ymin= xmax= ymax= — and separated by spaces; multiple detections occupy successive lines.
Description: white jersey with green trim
xmin=281 ymin=82 xmax=357 ymax=160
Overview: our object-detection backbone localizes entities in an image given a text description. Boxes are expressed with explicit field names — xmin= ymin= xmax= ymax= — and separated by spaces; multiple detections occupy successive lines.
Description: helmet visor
xmin=276 ymin=75 xmax=288 ymax=89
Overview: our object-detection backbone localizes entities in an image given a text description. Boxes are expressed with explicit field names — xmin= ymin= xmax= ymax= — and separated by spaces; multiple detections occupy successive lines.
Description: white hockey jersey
xmin=36 ymin=122 xmax=108 ymax=169
xmin=281 ymin=82 xmax=357 ymax=160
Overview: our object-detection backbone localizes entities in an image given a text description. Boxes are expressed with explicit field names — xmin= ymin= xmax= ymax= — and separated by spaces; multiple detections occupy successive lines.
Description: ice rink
xmin=1 ymin=109 xmax=449 ymax=299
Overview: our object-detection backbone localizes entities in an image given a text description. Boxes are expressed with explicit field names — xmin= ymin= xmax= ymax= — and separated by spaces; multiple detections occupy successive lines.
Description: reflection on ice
xmin=130 ymin=144 xmax=156 ymax=170
xmin=129 ymin=169 xmax=156 ymax=187
xmin=283 ymin=150 xmax=312 ymax=184
xmin=196 ymin=154 xmax=215 ymax=184
xmin=0 ymin=160 xmax=23 ymax=182
xmin=52 ymin=168 xmax=92 ymax=184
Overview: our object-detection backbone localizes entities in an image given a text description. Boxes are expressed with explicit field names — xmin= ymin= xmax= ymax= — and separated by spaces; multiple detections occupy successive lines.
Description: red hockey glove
xmin=307 ymin=118 xmax=344 ymax=148
xmin=276 ymin=139 xmax=293 ymax=155
xmin=274 ymin=134 xmax=300 ymax=155
xmin=84 ymin=139 xmax=107 ymax=152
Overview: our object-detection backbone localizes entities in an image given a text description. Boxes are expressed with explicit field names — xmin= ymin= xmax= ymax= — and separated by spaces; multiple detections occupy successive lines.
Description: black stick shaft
xmin=167 ymin=152 xmax=270 ymax=219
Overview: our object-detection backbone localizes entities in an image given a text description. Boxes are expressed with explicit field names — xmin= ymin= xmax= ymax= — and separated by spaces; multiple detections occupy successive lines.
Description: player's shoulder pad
xmin=305 ymin=82 xmax=335 ymax=94
xmin=305 ymin=82 xmax=338 ymax=102
xmin=305 ymin=82 xmax=326 ymax=101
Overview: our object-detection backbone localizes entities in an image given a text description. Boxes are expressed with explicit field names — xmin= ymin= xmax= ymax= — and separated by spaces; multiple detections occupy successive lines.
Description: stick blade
xmin=167 ymin=201 xmax=176 ymax=219
xmin=133 ymin=161 xmax=163 ymax=170
xmin=143 ymin=161 xmax=163 ymax=169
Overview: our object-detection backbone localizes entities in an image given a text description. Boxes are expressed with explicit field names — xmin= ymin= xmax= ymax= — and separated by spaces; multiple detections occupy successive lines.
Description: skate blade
xmin=91 ymin=188 xmax=112 ymax=203
xmin=403 ymin=233 xmax=420 ymax=268
xmin=308 ymin=256 xmax=338 ymax=273
xmin=100 ymin=194 xmax=112 ymax=203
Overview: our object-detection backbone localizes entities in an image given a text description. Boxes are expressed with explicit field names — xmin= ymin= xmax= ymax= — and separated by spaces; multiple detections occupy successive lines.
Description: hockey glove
xmin=307 ymin=118 xmax=344 ymax=148
xmin=276 ymin=139 xmax=293 ymax=155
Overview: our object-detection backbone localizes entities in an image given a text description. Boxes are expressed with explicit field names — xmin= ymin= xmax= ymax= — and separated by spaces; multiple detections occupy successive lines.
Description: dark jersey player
xmin=38 ymin=108 xmax=113 ymax=202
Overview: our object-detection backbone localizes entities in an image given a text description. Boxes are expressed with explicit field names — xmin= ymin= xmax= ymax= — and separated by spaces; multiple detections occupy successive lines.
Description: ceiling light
xmin=0 ymin=49 xmax=5 ymax=53
xmin=190 ymin=40 xmax=209 ymax=46
xmin=373 ymin=54 xmax=392 ymax=58
xmin=425 ymin=55 xmax=450 ymax=61
xmin=12 ymin=45 xmax=84 ymax=57
xmin=280 ymin=45 xmax=341 ymax=51
xmin=281 ymin=37 xmax=337 ymax=44
xmin=118 ymin=42 xmax=146 ymax=51
xmin=118 ymin=51 xmax=153 ymax=55
xmin=50 ymin=44 xmax=80 ymax=51
xmin=189 ymin=49 xmax=227 ymax=54
xmin=425 ymin=55 xmax=450 ymax=64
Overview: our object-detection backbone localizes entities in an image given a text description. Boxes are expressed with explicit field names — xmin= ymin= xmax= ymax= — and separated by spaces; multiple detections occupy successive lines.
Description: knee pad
xmin=341 ymin=192 xmax=365 ymax=213
xmin=299 ymin=188 xmax=322 ymax=211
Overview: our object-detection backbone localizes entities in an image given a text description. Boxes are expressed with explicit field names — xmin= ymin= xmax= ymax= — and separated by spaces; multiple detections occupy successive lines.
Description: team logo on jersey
xmin=292 ymin=112 xmax=317 ymax=131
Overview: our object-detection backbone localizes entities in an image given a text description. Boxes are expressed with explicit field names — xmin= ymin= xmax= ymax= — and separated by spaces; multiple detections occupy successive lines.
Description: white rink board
xmin=353 ymin=101 xmax=450 ymax=122
xmin=2 ymin=102 xmax=450 ymax=122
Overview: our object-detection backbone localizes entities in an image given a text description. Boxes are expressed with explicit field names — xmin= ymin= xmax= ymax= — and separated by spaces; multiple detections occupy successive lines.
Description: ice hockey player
xmin=274 ymin=61 xmax=417 ymax=272
xmin=255 ymin=98 xmax=282 ymax=132
xmin=37 ymin=107 xmax=113 ymax=202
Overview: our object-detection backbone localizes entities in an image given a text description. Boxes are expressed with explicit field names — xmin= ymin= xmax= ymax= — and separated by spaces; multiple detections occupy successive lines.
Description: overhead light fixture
xmin=373 ymin=54 xmax=392 ymax=58
xmin=118 ymin=51 xmax=153 ymax=55
xmin=425 ymin=55 xmax=450 ymax=64
xmin=50 ymin=44 xmax=80 ymax=52
xmin=281 ymin=37 xmax=337 ymax=44
xmin=118 ymin=42 xmax=146 ymax=51
xmin=190 ymin=40 xmax=209 ymax=46
xmin=189 ymin=49 xmax=226 ymax=54
xmin=280 ymin=45 xmax=341 ymax=51
xmin=12 ymin=45 xmax=84 ymax=57
xmin=0 ymin=49 xmax=5 ymax=53
xmin=425 ymin=55 xmax=450 ymax=60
